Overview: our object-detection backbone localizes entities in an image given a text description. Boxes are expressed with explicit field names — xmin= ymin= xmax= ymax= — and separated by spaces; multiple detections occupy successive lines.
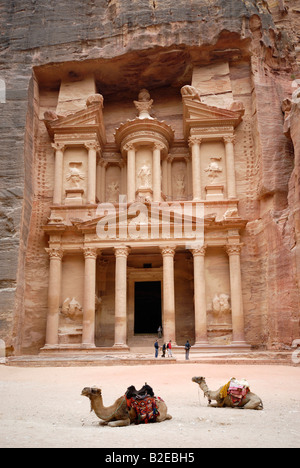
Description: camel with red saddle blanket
xmin=192 ymin=376 xmax=263 ymax=410
xmin=81 ymin=384 xmax=172 ymax=427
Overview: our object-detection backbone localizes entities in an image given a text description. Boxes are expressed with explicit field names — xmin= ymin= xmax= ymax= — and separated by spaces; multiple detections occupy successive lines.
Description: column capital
xmin=114 ymin=245 xmax=130 ymax=258
xmin=123 ymin=142 xmax=136 ymax=152
xmin=51 ymin=142 xmax=66 ymax=152
xmin=167 ymin=154 xmax=174 ymax=164
xmin=83 ymin=247 xmax=99 ymax=259
xmin=191 ymin=244 xmax=207 ymax=257
xmin=223 ymin=135 xmax=236 ymax=145
xmin=161 ymin=246 xmax=176 ymax=257
xmin=85 ymin=142 xmax=101 ymax=152
xmin=188 ymin=136 xmax=202 ymax=148
xmin=225 ymin=244 xmax=243 ymax=256
xmin=45 ymin=247 xmax=64 ymax=260
xmin=153 ymin=142 xmax=165 ymax=152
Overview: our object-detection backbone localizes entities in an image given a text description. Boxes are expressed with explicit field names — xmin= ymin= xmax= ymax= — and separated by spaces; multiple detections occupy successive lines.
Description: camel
xmin=192 ymin=377 xmax=263 ymax=410
xmin=81 ymin=386 xmax=172 ymax=427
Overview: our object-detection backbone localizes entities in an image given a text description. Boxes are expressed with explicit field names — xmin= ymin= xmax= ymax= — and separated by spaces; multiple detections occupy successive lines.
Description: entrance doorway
xmin=134 ymin=281 xmax=162 ymax=334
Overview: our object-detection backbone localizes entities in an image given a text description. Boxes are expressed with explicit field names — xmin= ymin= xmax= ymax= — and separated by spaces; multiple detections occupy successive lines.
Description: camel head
xmin=192 ymin=376 xmax=206 ymax=385
xmin=81 ymin=387 xmax=102 ymax=399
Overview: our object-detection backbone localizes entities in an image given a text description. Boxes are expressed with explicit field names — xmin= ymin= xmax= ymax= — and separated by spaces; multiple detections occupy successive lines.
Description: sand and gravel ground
xmin=0 ymin=363 xmax=299 ymax=448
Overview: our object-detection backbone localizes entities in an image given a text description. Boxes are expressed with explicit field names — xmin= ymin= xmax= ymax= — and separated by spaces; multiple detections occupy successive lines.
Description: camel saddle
xmin=125 ymin=384 xmax=160 ymax=424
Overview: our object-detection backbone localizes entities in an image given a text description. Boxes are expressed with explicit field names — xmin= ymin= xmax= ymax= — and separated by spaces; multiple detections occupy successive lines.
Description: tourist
xmin=154 ymin=340 xmax=159 ymax=358
xmin=185 ymin=340 xmax=191 ymax=360
xmin=167 ymin=340 xmax=173 ymax=358
xmin=157 ymin=325 xmax=163 ymax=339
xmin=161 ymin=343 xmax=166 ymax=358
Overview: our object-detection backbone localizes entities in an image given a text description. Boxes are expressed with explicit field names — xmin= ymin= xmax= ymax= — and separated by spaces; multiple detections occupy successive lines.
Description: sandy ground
xmin=0 ymin=363 xmax=299 ymax=449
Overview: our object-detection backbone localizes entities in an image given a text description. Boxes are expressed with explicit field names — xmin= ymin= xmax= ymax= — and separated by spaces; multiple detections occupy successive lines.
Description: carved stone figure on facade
xmin=181 ymin=85 xmax=202 ymax=102
xmin=174 ymin=173 xmax=186 ymax=199
xmin=61 ymin=297 xmax=83 ymax=321
xmin=138 ymin=164 xmax=152 ymax=189
xmin=205 ymin=161 xmax=223 ymax=183
xmin=66 ymin=163 xmax=85 ymax=188
xmin=107 ymin=181 xmax=120 ymax=203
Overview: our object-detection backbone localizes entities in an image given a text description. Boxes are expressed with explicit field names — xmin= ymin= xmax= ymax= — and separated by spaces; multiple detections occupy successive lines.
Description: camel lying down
xmin=192 ymin=376 xmax=263 ymax=410
xmin=81 ymin=386 xmax=172 ymax=427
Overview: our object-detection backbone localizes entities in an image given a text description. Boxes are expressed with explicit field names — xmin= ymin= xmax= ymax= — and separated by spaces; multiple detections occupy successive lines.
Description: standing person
xmin=161 ymin=343 xmax=166 ymax=358
xmin=157 ymin=326 xmax=163 ymax=339
xmin=185 ymin=340 xmax=191 ymax=360
xmin=167 ymin=340 xmax=173 ymax=358
xmin=154 ymin=340 xmax=159 ymax=359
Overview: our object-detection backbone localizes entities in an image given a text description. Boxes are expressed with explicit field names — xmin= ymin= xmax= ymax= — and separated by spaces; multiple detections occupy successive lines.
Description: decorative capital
xmin=153 ymin=142 xmax=165 ymax=152
xmin=51 ymin=142 xmax=66 ymax=152
xmin=225 ymin=244 xmax=242 ymax=256
xmin=114 ymin=246 xmax=130 ymax=258
xmin=85 ymin=142 xmax=101 ymax=152
xmin=123 ymin=142 xmax=135 ymax=153
xmin=46 ymin=247 xmax=64 ymax=260
xmin=191 ymin=245 xmax=207 ymax=257
xmin=188 ymin=136 xmax=202 ymax=148
xmin=83 ymin=247 xmax=99 ymax=259
xmin=160 ymin=246 xmax=176 ymax=257
xmin=223 ymin=135 xmax=236 ymax=145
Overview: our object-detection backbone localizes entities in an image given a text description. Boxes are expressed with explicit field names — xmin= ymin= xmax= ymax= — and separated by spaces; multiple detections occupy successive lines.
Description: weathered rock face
xmin=0 ymin=0 xmax=299 ymax=354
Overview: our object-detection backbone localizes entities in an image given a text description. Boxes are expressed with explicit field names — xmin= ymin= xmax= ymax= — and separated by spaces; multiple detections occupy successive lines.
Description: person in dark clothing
xmin=161 ymin=343 xmax=166 ymax=358
xmin=154 ymin=340 xmax=159 ymax=358
xmin=185 ymin=340 xmax=191 ymax=360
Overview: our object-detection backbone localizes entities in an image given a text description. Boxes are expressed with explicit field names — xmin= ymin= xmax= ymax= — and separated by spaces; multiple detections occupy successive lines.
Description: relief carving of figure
xmin=61 ymin=298 xmax=83 ymax=321
xmin=212 ymin=294 xmax=231 ymax=315
xmin=138 ymin=164 xmax=152 ymax=189
xmin=107 ymin=181 xmax=120 ymax=203
xmin=205 ymin=161 xmax=223 ymax=184
xmin=66 ymin=163 xmax=85 ymax=188
xmin=174 ymin=173 xmax=186 ymax=199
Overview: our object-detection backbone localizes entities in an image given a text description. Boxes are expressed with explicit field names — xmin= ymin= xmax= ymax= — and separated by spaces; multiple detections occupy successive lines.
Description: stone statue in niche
xmin=61 ymin=297 xmax=83 ymax=321
xmin=66 ymin=163 xmax=85 ymax=188
xmin=174 ymin=173 xmax=186 ymax=199
xmin=205 ymin=160 xmax=223 ymax=184
xmin=107 ymin=181 xmax=120 ymax=203
xmin=138 ymin=164 xmax=152 ymax=189
xmin=212 ymin=294 xmax=231 ymax=320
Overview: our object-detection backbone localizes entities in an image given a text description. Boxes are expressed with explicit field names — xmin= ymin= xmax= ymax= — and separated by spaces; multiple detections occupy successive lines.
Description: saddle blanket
xmin=220 ymin=378 xmax=250 ymax=406
xmin=126 ymin=396 xmax=161 ymax=424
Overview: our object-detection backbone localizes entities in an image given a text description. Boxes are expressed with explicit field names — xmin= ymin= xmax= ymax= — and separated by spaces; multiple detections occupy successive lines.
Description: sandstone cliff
xmin=0 ymin=0 xmax=299 ymax=353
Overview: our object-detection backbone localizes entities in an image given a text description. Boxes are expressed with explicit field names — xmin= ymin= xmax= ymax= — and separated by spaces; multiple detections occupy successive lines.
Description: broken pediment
xmin=44 ymin=94 xmax=106 ymax=146
xmin=182 ymin=90 xmax=243 ymax=139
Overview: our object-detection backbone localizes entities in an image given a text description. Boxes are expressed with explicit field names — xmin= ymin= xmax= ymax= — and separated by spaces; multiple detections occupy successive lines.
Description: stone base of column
xmin=112 ymin=343 xmax=130 ymax=351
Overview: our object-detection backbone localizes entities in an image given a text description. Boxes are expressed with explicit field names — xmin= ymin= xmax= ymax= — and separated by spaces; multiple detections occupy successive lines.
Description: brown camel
xmin=192 ymin=377 xmax=263 ymax=410
xmin=81 ymin=387 xmax=172 ymax=427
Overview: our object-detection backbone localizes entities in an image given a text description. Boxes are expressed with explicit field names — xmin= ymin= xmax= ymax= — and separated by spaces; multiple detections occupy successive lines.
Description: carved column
xmin=114 ymin=246 xmax=130 ymax=348
xmin=82 ymin=247 xmax=98 ymax=347
xmin=45 ymin=248 xmax=64 ymax=346
xmin=189 ymin=136 xmax=202 ymax=201
xmin=162 ymin=157 xmax=168 ymax=197
xmin=161 ymin=246 xmax=177 ymax=344
xmin=125 ymin=143 xmax=136 ymax=204
xmin=192 ymin=245 xmax=209 ymax=345
xmin=224 ymin=136 xmax=237 ymax=199
xmin=86 ymin=143 xmax=99 ymax=204
xmin=153 ymin=143 xmax=163 ymax=202
xmin=52 ymin=143 xmax=65 ymax=205
xmin=185 ymin=156 xmax=192 ymax=200
xmin=100 ymin=160 xmax=108 ymax=203
xmin=167 ymin=155 xmax=173 ymax=200
xmin=226 ymin=244 xmax=246 ymax=344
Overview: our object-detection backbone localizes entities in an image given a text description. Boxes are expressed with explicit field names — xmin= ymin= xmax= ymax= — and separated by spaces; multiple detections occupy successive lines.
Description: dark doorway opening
xmin=134 ymin=281 xmax=162 ymax=334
